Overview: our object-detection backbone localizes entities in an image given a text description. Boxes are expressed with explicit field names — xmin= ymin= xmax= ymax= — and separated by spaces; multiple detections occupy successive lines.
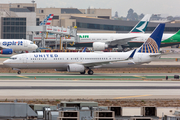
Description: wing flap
xmin=82 ymin=49 xmax=136 ymax=67
xmin=106 ymin=37 xmax=137 ymax=46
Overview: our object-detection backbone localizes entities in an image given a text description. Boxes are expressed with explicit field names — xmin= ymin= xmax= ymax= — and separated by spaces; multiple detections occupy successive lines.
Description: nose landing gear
xmin=17 ymin=71 xmax=21 ymax=74
xmin=12 ymin=68 xmax=21 ymax=74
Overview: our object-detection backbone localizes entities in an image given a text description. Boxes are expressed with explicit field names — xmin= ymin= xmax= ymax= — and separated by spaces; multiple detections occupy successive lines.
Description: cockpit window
xmin=10 ymin=57 xmax=17 ymax=60
xmin=30 ymin=42 xmax=33 ymax=44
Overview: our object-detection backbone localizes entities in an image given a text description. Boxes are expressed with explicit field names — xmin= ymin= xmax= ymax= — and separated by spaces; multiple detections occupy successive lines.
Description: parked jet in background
xmin=39 ymin=14 xmax=54 ymax=26
xmin=75 ymin=14 xmax=180 ymax=51
xmin=76 ymin=14 xmax=152 ymax=50
xmin=0 ymin=39 xmax=38 ymax=54
xmin=3 ymin=23 xmax=165 ymax=75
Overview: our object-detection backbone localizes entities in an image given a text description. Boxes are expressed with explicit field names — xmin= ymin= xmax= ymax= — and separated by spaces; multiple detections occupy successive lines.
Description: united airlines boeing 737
xmin=3 ymin=23 xmax=165 ymax=75
xmin=0 ymin=39 xmax=38 ymax=54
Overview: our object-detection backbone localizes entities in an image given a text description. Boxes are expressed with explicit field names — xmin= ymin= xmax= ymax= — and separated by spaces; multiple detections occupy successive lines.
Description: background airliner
xmin=70 ymin=14 xmax=152 ymax=51
xmin=3 ymin=23 xmax=165 ymax=75
xmin=0 ymin=39 xmax=38 ymax=54
xmin=77 ymin=31 xmax=180 ymax=51
xmin=38 ymin=14 xmax=152 ymax=51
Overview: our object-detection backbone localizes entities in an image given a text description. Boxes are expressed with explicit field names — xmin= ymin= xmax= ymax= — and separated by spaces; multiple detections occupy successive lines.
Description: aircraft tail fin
xmin=129 ymin=14 xmax=152 ymax=33
xmin=82 ymin=47 xmax=87 ymax=52
xmin=39 ymin=14 xmax=54 ymax=26
xmin=138 ymin=23 xmax=165 ymax=53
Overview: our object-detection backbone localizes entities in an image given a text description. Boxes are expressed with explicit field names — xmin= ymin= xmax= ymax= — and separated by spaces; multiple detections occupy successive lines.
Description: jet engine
xmin=0 ymin=49 xmax=13 ymax=54
xmin=67 ymin=64 xmax=85 ymax=72
xmin=93 ymin=42 xmax=108 ymax=51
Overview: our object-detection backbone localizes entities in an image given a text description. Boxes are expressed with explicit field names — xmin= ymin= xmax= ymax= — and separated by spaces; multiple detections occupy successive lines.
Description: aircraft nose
xmin=3 ymin=59 xmax=10 ymax=66
xmin=34 ymin=44 xmax=38 ymax=49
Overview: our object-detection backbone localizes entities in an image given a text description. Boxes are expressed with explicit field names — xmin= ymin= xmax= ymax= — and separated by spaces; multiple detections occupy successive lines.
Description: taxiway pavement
xmin=0 ymin=80 xmax=179 ymax=99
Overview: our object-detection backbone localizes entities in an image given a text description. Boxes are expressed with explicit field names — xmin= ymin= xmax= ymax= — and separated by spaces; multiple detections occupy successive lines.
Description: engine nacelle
xmin=67 ymin=64 xmax=85 ymax=72
xmin=93 ymin=42 xmax=108 ymax=51
xmin=0 ymin=49 xmax=13 ymax=54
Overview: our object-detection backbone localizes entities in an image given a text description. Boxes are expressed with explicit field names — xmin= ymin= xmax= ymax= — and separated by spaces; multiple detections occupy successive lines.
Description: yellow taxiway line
xmin=17 ymin=75 xmax=29 ymax=79
xmin=114 ymin=95 xmax=152 ymax=99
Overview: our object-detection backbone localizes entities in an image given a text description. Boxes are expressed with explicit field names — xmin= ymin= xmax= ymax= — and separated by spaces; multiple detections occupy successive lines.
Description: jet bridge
xmin=27 ymin=26 xmax=79 ymax=49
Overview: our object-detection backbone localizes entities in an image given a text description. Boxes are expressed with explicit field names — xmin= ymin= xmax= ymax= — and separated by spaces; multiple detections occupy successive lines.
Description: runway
xmin=0 ymin=53 xmax=180 ymax=99
xmin=0 ymin=80 xmax=180 ymax=99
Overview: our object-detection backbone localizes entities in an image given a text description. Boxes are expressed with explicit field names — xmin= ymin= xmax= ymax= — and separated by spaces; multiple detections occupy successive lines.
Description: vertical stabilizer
xmin=130 ymin=14 xmax=152 ymax=33
xmin=39 ymin=14 xmax=54 ymax=26
xmin=138 ymin=23 xmax=165 ymax=53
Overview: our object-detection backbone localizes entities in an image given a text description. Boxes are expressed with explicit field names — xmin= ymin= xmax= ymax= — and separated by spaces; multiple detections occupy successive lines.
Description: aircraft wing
xmin=82 ymin=49 xmax=136 ymax=67
xmin=0 ymin=46 xmax=10 ymax=50
xmin=106 ymin=37 xmax=137 ymax=46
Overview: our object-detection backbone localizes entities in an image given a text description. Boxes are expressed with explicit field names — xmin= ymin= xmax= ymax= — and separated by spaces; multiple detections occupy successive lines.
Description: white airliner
xmin=69 ymin=14 xmax=153 ymax=50
xmin=3 ymin=23 xmax=165 ymax=75
xmin=33 ymin=14 xmax=152 ymax=50
xmin=0 ymin=39 xmax=38 ymax=54
xmin=73 ymin=14 xmax=179 ymax=51
xmin=77 ymin=32 xmax=177 ymax=51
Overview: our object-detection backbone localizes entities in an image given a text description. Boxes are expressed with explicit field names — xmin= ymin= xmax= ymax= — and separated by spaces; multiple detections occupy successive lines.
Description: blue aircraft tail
xmin=82 ymin=47 xmax=87 ymax=52
xmin=138 ymin=23 xmax=165 ymax=53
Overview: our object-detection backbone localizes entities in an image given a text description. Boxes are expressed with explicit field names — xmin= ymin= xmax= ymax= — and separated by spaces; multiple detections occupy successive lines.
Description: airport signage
xmin=2 ymin=41 xmax=23 ymax=46
xmin=46 ymin=26 xmax=69 ymax=34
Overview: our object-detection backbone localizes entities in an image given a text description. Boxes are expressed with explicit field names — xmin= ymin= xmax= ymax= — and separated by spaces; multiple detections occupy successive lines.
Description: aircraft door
xmin=24 ymin=41 xmax=28 ymax=47
xmin=23 ymin=55 xmax=27 ymax=63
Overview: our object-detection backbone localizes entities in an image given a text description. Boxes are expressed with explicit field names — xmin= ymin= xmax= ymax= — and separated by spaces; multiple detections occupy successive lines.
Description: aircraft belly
xmin=13 ymin=63 xmax=68 ymax=69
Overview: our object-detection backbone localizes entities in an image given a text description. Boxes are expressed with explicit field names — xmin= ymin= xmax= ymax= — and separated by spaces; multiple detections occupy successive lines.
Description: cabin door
xmin=23 ymin=55 xmax=27 ymax=63
xmin=24 ymin=41 xmax=28 ymax=47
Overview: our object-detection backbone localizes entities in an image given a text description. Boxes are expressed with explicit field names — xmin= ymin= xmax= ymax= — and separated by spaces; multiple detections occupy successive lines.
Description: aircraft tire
xmin=88 ymin=70 xmax=94 ymax=75
xmin=80 ymin=70 xmax=86 ymax=74
xmin=17 ymin=71 xmax=21 ymax=74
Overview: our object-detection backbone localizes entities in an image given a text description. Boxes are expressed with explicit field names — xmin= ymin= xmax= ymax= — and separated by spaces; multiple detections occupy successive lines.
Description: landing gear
xmin=88 ymin=70 xmax=94 ymax=75
xmin=80 ymin=70 xmax=86 ymax=74
xmin=17 ymin=71 xmax=21 ymax=74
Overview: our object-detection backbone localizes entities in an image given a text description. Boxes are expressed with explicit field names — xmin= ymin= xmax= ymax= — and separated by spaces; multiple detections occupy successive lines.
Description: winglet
xmin=82 ymin=47 xmax=87 ymax=52
xmin=127 ymin=49 xmax=136 ymax=59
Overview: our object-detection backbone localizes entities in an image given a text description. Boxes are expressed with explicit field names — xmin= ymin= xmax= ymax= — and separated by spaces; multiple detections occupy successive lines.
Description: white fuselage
xmin=33 ymin=33 xmax=173 ymax=44
xmin=77 ymin=33 xmax=173 ymax=45
xmin=0 ymin=39 xmax=38 ymax=51
xmin=3 ymin=50 xmax=160 ymax=71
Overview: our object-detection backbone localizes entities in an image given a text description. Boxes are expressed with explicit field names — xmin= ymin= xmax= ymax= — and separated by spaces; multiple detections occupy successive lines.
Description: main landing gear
xmin=80 ymin=69 xmax=94 ymax=75
xmin=80 ymin=70 xmax=86 ymax=74
xmin=88 ymin=69 xmax=94 ymax=75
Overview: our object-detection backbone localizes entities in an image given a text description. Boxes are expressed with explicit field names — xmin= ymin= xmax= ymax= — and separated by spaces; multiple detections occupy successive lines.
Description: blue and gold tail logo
xmin=138 ymin=37 xmax=159 ymax=53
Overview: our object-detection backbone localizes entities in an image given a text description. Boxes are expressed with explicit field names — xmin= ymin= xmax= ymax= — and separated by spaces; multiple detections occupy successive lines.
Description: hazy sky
xmin=1 ymin=0 xmax=180 ymax=17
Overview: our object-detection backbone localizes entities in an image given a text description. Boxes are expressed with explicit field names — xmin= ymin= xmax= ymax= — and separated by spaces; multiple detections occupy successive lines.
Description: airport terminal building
xmin=0 ymin=2 xmax=180 ymax=40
